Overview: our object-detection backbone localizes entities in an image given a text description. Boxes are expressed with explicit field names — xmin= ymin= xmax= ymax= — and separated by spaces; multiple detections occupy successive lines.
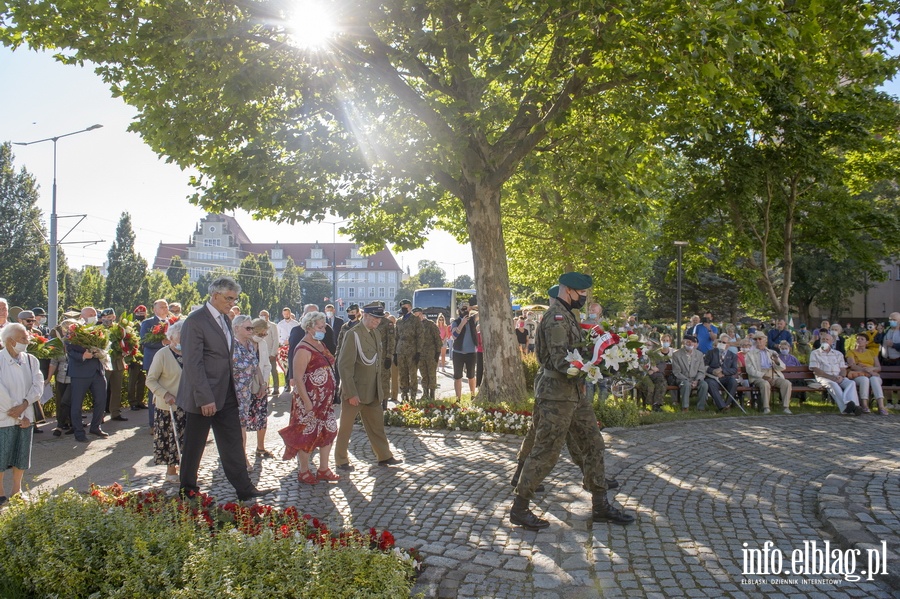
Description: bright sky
xmin=0 ymin=48 xmax=475 ymax=280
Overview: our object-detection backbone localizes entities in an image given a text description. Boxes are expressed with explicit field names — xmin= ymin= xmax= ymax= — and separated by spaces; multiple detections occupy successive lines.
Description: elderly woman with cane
xmin=0 ymin=323 xmax=43 ymax=504
xmin=146 ymin=320 xmax=186 ymax=484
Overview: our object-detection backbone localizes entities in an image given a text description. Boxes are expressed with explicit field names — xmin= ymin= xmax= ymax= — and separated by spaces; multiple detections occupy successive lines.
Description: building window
xmin=378 ymin=272 xmax=385 ymax=283
xmin=369 ymin=287 xmax=375 ymax=297
xmin=379 ymin=287 xmax=385 ymax=298
xmin=358 ymin=287 xmax=365 ymax=298
xmin=311 ymin=248 xmax=323 ymax=259
xmin=338 ymin=287 xmax=345 ymax=298
xmin=203 ymin=238 xmax=221 ymax=247
xmin=271 ymin=249 xmax=283 ymax=259
xmin=389 ymin=287 xmax=395 ymax=298
xmin=368 ymin=272 xmax=377 ymax=283
xmin=388 ymin=272 xmax=396 ymax=283
xmin=348 ymin=288 xmax=355 ymax=298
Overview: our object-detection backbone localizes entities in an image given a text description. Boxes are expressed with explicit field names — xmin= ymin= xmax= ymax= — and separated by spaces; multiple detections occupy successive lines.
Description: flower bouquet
xmin=141 ymin=316 xmax=179 ymax=346
xmin=26 ymin=334 xmax=64 ymax=359
xmin=565 ymin=323 xmax=646 ymax=384
xmin=108 ymin=314 xmax=142 ymax=364
xmin=67 ymin=322 xmax=110 ymax=360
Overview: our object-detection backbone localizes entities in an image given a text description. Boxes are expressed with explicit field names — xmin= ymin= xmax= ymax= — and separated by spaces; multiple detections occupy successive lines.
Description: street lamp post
xmin=324 ymin=219 xmax=349 ymax=312
xmin=13 ymin=124 xmax=103 ymax=328
xmin=437 ymin=260 xmax=467 ymax=285
xmin=674 ymin=241 xmax=689 ymax=348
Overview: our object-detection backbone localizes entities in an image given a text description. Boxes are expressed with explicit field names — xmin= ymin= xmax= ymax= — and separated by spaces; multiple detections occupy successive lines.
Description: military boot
xmin=509 ymin=496 xmax=549 ymax=531
xmin=592 ymin=493 xmax=635 ymax=525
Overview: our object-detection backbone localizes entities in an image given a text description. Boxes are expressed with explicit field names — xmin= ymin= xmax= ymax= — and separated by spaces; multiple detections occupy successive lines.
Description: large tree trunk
xmin=463 ymin=182 xmax=527 ymax=403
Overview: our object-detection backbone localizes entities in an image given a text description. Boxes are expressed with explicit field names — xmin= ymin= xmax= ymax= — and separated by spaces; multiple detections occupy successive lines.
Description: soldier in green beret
xmin=510 ymin=272 xmax=634 ymax=530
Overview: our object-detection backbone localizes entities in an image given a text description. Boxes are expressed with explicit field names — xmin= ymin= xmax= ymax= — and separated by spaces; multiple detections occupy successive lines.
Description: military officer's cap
xmin=363 ymin=302 xmax=386 ymax=317
xmin=411 ymin=307 xmax=423 ymax=314
xmin=558 ymin=272 xmax=593 ymax=290
xmin=399 ymin=299 xmax=412 ymax=306
xmin=548 ymin=285 xmax=559 ymax=299
xmin=347 ymin=303 xmax=360 ymax=311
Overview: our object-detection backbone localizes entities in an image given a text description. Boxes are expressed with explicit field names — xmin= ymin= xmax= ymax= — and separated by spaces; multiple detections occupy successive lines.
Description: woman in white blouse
xmin=0 ymin=323 xmax=43 ymax=504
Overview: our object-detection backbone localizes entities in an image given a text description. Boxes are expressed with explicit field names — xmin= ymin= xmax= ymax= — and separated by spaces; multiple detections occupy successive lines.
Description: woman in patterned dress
xmin=232 ymin=315 xmax=271 ymax=471
xmin=146 ymin=320 xmax=186 ymax=483
xmin=286 ymin=311 xmax=339 ymax=484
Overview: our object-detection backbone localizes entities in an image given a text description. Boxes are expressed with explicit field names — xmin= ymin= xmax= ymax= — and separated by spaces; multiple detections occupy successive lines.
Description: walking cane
xmin=704 ymin=372 xmax=748 ymax=415
xmin=168 ymin=403 xmax=181 ymax=460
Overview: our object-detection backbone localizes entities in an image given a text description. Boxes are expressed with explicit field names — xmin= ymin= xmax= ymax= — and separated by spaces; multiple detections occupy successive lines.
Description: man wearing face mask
xmin=703 ymin=333 xmax=739 ymax=411
xmin=450 ymin=302 xmax=478 ymax=401
xmin=671 ymin=334 xmax=709 ymax=411
xmin=66 ymin=306 xmax=110 ymax=442
xmin=30 ymin=307 xmax=49 ymax=337
xmin=511 ymin=272 xmax=633 ymax=531
xmin=746 ymin=332 xmax=794 ymax=414
xmin=323 ymin=304 xmax=345 ymax=344
xmin=394 ymin=299 xmax=423 ymax=401
xmin=810 ymin=332 xmax=860 ymax=415
xmin=335 ymin=304 xmax=360 ymax=357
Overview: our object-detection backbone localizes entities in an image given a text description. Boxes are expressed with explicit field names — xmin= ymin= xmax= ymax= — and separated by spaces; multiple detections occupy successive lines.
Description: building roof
xmin=152 ymin=241 xmax=402 ymax=272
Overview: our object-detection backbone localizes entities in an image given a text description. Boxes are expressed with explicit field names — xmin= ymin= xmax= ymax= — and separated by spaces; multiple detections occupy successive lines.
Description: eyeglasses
xmin=23 ymin=319 xmax=35 ymax=323
xmin=218 ymin=294 xmax=239 ymax=304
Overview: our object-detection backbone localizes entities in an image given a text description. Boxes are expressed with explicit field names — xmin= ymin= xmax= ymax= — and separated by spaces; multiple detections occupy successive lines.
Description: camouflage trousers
xmin=418 ymin=357 xmax=438 ymax=391
xmin=398 ymin=352 xmax=418 ymax=395
xmin=515 ymin=393 xmax=606 ymax=500
xmin=638 ymin=372 xmax=667 ymax=407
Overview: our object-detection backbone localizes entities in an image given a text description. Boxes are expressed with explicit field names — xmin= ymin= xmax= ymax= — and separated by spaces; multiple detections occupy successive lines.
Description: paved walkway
xmin=25 ymin=393 xmax=900 ymax=598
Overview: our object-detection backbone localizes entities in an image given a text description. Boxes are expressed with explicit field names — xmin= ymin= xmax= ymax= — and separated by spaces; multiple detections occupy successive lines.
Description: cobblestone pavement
xmin=108 ymin=394 xmax=899 ymax=599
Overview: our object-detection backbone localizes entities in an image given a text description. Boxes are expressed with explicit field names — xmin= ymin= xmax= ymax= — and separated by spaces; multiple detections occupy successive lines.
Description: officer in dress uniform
xmin=510 ymin=272 xmax=634 ymax=530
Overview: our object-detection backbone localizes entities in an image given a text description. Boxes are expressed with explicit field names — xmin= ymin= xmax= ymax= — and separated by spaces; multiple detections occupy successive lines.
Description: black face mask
xmin=570 ymin=293 xmax=587 ymax=310
xmin=134 ymin=315 xmax=145 ymax=322
xmin=348 ymin=314 xmax=357 ymax=321
xmin=459 ymin=309 xmax=469 ymax=317
xmin=401 ymin=307 xmax=409 ymax=315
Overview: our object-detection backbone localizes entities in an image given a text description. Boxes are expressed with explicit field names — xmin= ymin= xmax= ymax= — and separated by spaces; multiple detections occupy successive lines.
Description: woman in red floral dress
xmin=284 ymin=312 xmax=339 ymax=484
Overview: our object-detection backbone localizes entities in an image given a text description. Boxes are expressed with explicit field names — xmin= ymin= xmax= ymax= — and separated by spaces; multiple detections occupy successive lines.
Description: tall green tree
xmin=237 ymin=254 xmax=264 ymax=315
xmin=6 ymin=0 xmax=897 ymax=399
xmin=0 ymin=142 xmax=50 ymax=308
xmin=300 ymin=272 xmax=332 ymax=309
xmin=415 ymin=261 xmax=446 ymax=289
xmin=171 ymin=273 xmax=202 ymax=312
xmin=277 ymin=257 xmax=303 ymax=314
xmin=74 ymin=265 xmax=106 ymax=310
xmin=255 ymin=252 xmax=278 ymax=316
xmin=104 ymin=212 xmax=148 ymax=315
xmin=452 ymin=274 xmax=474 ymax=290
xmin=143 ymin=270 xmax=175 ymax=308
xmin=165 ymin=255 xmax=187 ymax=287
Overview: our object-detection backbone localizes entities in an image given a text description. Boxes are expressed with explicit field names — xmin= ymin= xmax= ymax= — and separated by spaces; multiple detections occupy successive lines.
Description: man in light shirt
xmin=809 ymin=331 xmax=861 ymax=415
xmin=277 ymin=307 xmax=299 ymax=345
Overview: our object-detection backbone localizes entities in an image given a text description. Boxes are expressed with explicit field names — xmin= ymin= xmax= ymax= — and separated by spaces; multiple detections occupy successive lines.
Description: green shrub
xmin=594 ymin=394 xmax=641 ymax=428
xmin=0 ymin=490 xmax=415 ymax=598
xmin=521 ymin=353 xmax=540 ymax=391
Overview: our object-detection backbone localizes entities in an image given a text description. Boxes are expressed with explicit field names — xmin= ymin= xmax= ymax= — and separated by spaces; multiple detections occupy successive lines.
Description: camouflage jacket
xmin=395 ymin=313 xmax=423 ymax=354
xmin=534 ymin=300 xmax=582 ymax=402
xmin=377 ymin=317 xmax=396 ymax=359
xmin=420 ymin=319 xmax=443 ymax=358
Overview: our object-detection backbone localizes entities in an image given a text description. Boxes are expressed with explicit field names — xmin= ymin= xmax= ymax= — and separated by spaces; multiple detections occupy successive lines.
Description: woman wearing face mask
xmin=232 ymin=315 xmax=271 ymax=470
xmin=0 ymin=323 xmax=42 ymax=504
xmin=846 ymin=333 xmax=888 ymax=415
xmin=146 ymin=320 xmax=187 ymax=483
xmin=777 ymin=341 xmax=801 ymax=367
xmin=285 ymin=311 xmax=339 ymax=484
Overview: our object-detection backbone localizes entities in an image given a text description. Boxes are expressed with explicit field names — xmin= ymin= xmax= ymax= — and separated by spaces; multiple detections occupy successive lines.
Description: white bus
xmin=413 ymin=288 xmax=477 ymax=321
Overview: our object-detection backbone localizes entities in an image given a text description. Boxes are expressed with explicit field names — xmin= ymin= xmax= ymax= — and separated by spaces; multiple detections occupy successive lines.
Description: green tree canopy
xmin=0 ymin=143 xmax=50 ymax=309
xmin=104 ymin=212 xmax=148 ymax=314
xmin=277 ymin=257 xmax=303 ymax=315
xmin=74 ymin=265 xmax=105 ymax=311
xmin=415 ymin=261 xmax=446 ymax=289
xmin=165 ymin=255 xmax=187 ymax=287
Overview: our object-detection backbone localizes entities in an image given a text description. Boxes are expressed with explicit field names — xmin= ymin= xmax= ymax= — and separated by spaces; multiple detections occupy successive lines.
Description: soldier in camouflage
xmin=511 ymin=285 xmax=619 ymax=494
xmin=377 ymin=312 xmax=396 ymax=410
xmin=394 ymin=299 xmax=423 ymax=401
xmin=510 ymin=272 xmax=634 ymax=531
xmin=413 ymin=307 xmax=442 ymax=400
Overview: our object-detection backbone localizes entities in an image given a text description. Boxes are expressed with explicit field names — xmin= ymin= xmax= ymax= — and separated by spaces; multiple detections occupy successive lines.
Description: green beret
xmin=548 ymin=285 xmax=559 ymax=299
xmin=558 ymin=272 xmax=592 ymax=290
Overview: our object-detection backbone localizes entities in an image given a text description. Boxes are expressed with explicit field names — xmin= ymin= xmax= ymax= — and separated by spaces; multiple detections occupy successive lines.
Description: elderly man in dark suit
xmin=66 ymin=309 xmax=110 ymax=443
xmin=704 ymin=332 xmax=739 ymax=411
xmin=176 ymin=277 xmax=274 ymax=501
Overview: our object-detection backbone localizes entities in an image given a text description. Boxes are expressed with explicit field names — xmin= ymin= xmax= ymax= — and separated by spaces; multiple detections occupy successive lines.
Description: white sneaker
xmin=763 ymin=408 xmax=771 ymax=414
xmin=783 ymin=408 xmax=793 ymax=415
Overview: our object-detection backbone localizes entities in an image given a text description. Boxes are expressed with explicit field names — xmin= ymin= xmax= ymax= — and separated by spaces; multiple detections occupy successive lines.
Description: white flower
xmin=567 ymin=367 xmax=581 ymax=377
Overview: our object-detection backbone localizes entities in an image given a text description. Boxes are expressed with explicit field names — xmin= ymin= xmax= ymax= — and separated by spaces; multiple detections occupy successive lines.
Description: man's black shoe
xmin=75 ymin=435 xmax=89 ymax=443
xmin=64 ymin=428 xmax=75 ymax=435
xmin=844 ymin=402 xmax=862 ymax=416
xmin=238 ymin=487 xmax=276 ymax=501
xmin=592 ymin=494 xmax=635 ymax=525
xmin=336 ymin=463 xmax=355 ymax=472
xmin=378 ymin=457 xmax=403 ymax=466
xmin=509 ymin=496 xmax=549 ymax=531
xmin=88 ymin=428 xmax=110 ymax=438
xmin=111 ymin=415 xmax=129 ymax=422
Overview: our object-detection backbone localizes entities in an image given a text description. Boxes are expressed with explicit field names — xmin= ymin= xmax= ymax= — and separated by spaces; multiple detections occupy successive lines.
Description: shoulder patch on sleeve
xmin=554 ymin=314 xmax=564 ymax=321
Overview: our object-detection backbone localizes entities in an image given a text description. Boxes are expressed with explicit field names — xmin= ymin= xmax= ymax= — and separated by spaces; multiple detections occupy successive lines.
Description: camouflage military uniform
xmin=515 ymin=299 xmax=607 ymax=501
xmin=418 ymin=317 xmax=443 ymax=398
xmin=377 ymin=317 xmax=395 ymax=407
xmin=395 ymin=312 xmax=423 ymax=399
